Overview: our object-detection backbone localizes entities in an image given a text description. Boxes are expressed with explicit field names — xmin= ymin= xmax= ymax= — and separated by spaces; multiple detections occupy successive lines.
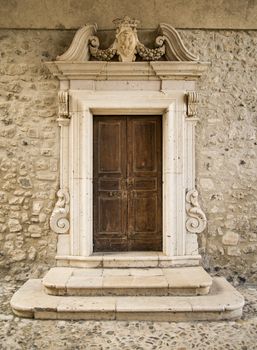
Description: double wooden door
xmin=93 ymin=116 xmax=162 ymax=252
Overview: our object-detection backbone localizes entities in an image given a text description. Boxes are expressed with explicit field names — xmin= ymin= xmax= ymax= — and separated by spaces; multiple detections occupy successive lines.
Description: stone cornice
xmin=45 ymin=61 xmax=210 ymax=81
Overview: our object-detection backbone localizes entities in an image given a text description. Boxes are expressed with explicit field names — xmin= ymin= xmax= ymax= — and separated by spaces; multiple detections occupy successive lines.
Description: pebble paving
xmin=0 ymin=282 xmax=257 ymax=350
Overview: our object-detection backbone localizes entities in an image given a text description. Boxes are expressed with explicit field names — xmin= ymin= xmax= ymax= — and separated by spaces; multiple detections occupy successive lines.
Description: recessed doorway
xmin=93 ymin=115 xmax=162 ymax=252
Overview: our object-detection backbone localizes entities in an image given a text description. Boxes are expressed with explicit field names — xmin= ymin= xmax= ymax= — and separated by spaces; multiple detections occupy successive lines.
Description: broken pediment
xmin=46 ymin=16 xmax=209 ymax=81
xmin=56 ymin=16 xmax=198 ymax=62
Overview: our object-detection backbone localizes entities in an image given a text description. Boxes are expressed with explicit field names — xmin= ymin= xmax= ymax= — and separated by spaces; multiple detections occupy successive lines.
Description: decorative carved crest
xmin=113 ymin=16 xmax=139 ymax=62
xmin=187 ymin=91 xmax=199 ymax=117
xmin=89 ymin=16 xmax=165 ymax=62
xmin=186 ymin=189 xmax=207 ymax=234
xmin=55 ymin=17 xmax=198 ymax=62
xmin=50 ymin=188 xmax=70 ymax=234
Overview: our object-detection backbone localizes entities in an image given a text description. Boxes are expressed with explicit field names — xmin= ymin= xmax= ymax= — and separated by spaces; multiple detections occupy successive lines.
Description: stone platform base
xmin=55 ymin=252 xmax=201 ymax=268
xmin=11 ymin=278 xmax=244 ymax=321
xmin=42 ymin=266 xmax=212 ymax=296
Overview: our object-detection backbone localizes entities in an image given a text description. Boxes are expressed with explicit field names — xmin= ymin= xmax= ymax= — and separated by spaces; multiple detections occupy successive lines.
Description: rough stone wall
xmin=180 ymin=30 xmax=257 ymax=284
xmin=0 ymin=29 xmax=256 ymax=283
xmin=0 ymin=30 xmax=74 ymax=281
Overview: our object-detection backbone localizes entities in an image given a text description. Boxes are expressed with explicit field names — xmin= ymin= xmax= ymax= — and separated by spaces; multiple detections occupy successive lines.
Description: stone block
xmin=222 ymin=231 xmax=239 ymax=246
xmin=8 ymin=219 xmax=22 ymax=232
xmin=28 ymin=225 xmax=41 ymax=236
xmin=227 ymin=247 xmax=241 ymax=256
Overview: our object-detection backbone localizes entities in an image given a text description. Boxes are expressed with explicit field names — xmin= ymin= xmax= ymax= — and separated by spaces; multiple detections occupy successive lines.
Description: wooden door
xmin=93 ymin=116 xmax=162 ymax=252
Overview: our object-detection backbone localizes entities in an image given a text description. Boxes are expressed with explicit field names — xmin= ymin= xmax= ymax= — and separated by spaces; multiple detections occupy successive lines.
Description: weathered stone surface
xmin=0 ymin=0 xmax=257 ymax=30
xmin=10 ymin=278 xmax=244 ymax=321
xmin=42 ymin=266 xmax=212 ymax=296
xmin=179 ymin=29 xmax=257 ymax=283
xmin=222 ymin=231 xmax=239 ymax=246
xmin=28 ymin=225 xmax=42 ymax=237
xmin=8 ymin=219 xmax=22 ymax=233
xmin=0 ymin=30 xmax=61 ymax=281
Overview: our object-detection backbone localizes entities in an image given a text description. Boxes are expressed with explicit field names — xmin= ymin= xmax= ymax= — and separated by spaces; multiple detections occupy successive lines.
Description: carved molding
xmin=55 ymin=17 xmax=199 ymax=63
xmin=186 ymin=189 xmax=207 ymax=234
xmin=187 ymin=91 xmax=199 ymax=117
xmin=158 ymin=23 xmax=198 ymax=61
xmin=50 ymin=188 xmax=70 ymax=234
xmin=46 ymin=61 xmax=209 ymax=81
xmin=57 ymin=24 xmax=97 ymax=61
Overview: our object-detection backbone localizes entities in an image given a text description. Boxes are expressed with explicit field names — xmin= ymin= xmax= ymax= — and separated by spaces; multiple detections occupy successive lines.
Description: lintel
xmin=46 ymin=61 xmax=210 ymax=81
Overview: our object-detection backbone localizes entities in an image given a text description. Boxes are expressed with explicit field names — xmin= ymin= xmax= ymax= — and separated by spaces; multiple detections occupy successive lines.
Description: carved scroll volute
xmin=57 ymin=24 xmax=97 ymax=61
xmin=187 ymin=92 xmax=199 ymax=117
xmin=57 ymin=91 xmax=70 ymax=126
xmin=58 ymin=91 xmax=68 ymax=117
xmin=186 ymin=189 xmax=207 ymax=234
xmin=158 ymin=23 xmax=199 ymax=61
xmin=51 ymin=91 xmax=70 ymax=234
xmin=50 ymin=189 xmax=70 ymax=234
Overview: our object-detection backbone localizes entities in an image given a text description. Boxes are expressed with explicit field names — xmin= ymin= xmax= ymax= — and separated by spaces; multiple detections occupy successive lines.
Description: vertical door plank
xmin=93 ymin=116 xmax=127 ymax=251
xmin=127 ymin=116 xmax=162 ymax=251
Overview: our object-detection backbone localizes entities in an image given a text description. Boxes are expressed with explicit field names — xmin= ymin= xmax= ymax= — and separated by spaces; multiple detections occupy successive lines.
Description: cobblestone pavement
xmin=0 ymin=282 xmax=257 ymax=350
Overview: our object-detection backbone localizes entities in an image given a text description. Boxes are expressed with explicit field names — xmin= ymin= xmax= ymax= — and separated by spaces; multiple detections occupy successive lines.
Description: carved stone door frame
xmin=51 ymin=87 xmax=205 ymax=264
xmin=47 ymin=19 xmax=209 ymax=266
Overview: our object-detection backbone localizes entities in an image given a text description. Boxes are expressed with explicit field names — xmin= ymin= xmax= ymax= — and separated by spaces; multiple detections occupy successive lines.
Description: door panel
xmin=127 ymin=117 xmax=162 ymax=251
xmin=93 ymin=116 xmax=162 ymax=252
xmin=98 ymin=196 xmax=122 ymax=233
xmin=93 ymin=117 xmax=127 ymax=251
xmin=98 ymin=121 xmax=123 ymax=173
xmin=133 ymin=194 xmax=157 ymax=232
xmin=132 ymin=120 xmax=157 ymax=172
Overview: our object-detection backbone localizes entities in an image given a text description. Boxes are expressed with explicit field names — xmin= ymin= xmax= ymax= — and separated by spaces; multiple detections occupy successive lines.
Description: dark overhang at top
xmin=1 ymin=0 xmax=257 ymax=30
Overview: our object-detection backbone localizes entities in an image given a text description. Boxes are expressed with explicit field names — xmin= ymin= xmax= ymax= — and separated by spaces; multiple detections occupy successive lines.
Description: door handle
xmin=127 ymin=178 xmax=134 ymax=189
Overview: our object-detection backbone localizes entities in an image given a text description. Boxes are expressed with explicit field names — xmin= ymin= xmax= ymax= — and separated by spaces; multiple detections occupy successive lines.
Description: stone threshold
xmin=10 ymin=278 xmax=244 ymax=321
xmin=56 ymin=252 xmax=201 ymax=268
xmin=42 ymin=266 xmax=212 ymax=296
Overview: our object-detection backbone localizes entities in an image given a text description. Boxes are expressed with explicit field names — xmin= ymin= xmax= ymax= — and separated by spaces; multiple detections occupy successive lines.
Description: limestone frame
xmin=55 ymin=87 xmax=201 ymax=262
xmin=46 ymin=21 xmax=209 ymax=266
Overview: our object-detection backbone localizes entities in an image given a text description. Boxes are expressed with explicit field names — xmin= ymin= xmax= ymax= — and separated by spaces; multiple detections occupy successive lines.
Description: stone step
xmin=56 ymin=252 xmax=201 ymax=268
xmin=42 ymin=266 xmax=212 ymax=296
xmin=10 ymin=277 xmax=244 ymax=321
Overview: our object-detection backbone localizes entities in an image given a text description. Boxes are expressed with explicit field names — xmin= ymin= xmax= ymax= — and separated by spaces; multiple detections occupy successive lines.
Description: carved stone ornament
xmin=50 ymin=188 xmax=70 ymax=234
xmin=187 ymin=91 xmax=199 ymax=117
xmin=58 ymin=91 xmax=69 ymax=118
xmin=89 ymin=16 xmax=165 ymax=62
xmin=56 ymin=16 xmax=199 ymax=62
xmin=57 ymin=91 xmax=70 ymax=127
xmin=186 ymin=189 xmax=207 ymax=234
